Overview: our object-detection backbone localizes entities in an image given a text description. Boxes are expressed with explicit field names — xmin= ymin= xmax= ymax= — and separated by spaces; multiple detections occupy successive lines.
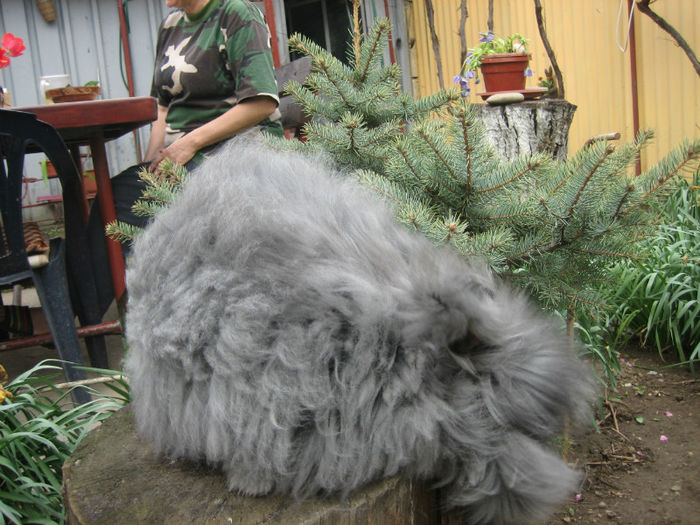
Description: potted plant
xmin=454 ymin=31 xmax=533 ymax=96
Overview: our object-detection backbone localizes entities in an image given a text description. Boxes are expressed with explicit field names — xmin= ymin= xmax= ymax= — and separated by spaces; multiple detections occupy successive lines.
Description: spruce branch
xmin=106 ymin=160 xmax=188 ymax=244
xmin=355 ymin=19 xmax=391 ymax=83
xmin=473 ymin=158 xmax=546 ymax=195
xmin=416 ymin=123 xmax=463 ymax=186
xmin=392 ymin=140 xmax=455 ymax=209
xmin=612 ymin=183 xmax=636 ymax=220
xmin=284 ymin=81 xmax=338 ymax=122
xmin=639 ymin=138 xmax=700 ymax=199
xmin=449 ymin=103 xmax=476 ymax=191
xmin=415 ymin=90 xmax=461 ymax=116
xmin=565 ymin=144 xmax=615 ymax=218
xmin=105 ymin=221 xmax=141 ymax=245
xmin=314 ymin=56 xmax=353 ymax=108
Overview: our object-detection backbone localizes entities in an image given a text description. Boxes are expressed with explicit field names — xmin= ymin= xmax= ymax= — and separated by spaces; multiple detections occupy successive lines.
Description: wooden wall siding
xmin=406 ymin=0 xmax=700 ymax=171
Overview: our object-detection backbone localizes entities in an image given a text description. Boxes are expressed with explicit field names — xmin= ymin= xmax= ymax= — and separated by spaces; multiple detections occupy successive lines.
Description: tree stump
xmin=62 ymin=408 xmax=440 ymax=525
xmin=472 ymin=99 xmax=577 ymax=161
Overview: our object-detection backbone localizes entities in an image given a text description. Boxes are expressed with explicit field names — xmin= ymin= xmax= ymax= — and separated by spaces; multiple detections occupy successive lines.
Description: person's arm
xmin=144 ymin=104 xmax=169 ymax=162
xmin=149 ymin=96 xmax=277 ymax=170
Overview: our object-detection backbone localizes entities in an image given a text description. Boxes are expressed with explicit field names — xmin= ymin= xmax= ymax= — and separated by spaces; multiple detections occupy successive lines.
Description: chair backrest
xmin=275 ymin=56 xmax=312 ymax=133
xmin=0 ymin=109 xmax=84 ymax=285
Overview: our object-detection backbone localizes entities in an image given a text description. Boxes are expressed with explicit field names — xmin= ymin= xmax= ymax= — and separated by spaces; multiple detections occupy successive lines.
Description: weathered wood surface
xmin=62 ymin=408 xmax=440 ymax=525
xmin=275 ymin=56 xmax=312 ymax=132
xmin=472 ymin=99 xmax=577 ymax=162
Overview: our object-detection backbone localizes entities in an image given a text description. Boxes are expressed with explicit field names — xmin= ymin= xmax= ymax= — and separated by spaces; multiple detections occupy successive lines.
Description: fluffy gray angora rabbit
xmin=124 ymin=139 xmax=596 ymax=525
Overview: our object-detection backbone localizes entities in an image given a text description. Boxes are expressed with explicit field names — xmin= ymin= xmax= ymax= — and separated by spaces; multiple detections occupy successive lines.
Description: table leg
xmin=68 ymin=144 xmax=90 ymax=224
xmin=88 ymin=132 xmax=127 ymax=305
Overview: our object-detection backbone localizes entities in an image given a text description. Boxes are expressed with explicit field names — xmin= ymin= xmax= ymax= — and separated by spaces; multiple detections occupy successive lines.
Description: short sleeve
xmin=223 ymin=4 xmax=279 ymax=105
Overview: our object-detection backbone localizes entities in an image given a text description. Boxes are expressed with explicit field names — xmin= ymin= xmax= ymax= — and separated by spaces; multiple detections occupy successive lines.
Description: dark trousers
xmin=87 ymin=157 xmax=202 ymax=317
xmin=86 ymin=162 xmax=150 ymax=317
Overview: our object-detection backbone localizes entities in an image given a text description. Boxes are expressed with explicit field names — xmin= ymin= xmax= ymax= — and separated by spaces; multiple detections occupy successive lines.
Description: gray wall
xmin=1 ymin=0 xmax=166 ymax=218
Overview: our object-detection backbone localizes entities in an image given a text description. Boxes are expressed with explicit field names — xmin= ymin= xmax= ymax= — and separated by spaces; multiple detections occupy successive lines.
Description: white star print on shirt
xmin=161 ymin=37 xmax=198 ymax=96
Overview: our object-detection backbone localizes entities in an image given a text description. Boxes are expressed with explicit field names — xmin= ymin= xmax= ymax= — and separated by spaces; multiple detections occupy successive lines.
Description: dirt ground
xmin=546 ymin=346 xmax=699 ymax=525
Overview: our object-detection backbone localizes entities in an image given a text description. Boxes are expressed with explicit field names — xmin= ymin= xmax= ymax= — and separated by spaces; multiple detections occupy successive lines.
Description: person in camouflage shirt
xmin=145 ymin=0 xmax=283 ymax=170
xmin=85 ymin=0 xmax=283 ymax=318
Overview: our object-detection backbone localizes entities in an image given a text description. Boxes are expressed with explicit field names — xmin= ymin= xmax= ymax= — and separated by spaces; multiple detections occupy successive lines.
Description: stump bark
xmin=62 ymin=408 xmax=440 ymax=525
xmin=472 ymin=99 xmax=577 ymax=161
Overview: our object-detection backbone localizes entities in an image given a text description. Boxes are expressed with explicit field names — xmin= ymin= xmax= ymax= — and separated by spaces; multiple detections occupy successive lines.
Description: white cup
xmin=39 ymin=74 xmax=71 ymax=104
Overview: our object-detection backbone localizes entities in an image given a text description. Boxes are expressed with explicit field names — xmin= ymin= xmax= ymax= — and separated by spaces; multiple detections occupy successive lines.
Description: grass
xmin=554 ymin=308 xmax=622 ymax=388
xmin=0 ymin=361 xmax=129 ymax=525
xmin=606 ymin=175 xmax=699 ymax=373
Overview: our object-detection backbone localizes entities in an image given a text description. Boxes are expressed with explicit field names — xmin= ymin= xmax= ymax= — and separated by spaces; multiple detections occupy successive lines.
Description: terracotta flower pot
xmin=479 ymin=53 xmax=530 ymax=93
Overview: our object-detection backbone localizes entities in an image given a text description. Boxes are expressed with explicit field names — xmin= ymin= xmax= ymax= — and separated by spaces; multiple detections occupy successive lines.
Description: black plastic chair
xmin=0 ymin=109 xmax=109 ymax=404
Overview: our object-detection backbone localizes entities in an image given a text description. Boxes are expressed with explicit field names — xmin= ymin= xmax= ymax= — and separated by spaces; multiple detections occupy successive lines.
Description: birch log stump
xmin=62 ymin=408 xmax=439 ymax=525
xmin=472 ymin=99 xmax=577 ymax=161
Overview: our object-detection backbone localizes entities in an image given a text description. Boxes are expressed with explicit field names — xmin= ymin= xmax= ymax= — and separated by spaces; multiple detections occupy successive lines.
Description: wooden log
xmin=62 ymin=408 xmax=440 ymax=525
xmin=472 ymin=99 xmax=577 ymax=162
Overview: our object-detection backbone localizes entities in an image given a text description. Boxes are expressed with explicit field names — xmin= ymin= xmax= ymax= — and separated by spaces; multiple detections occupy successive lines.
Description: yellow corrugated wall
xmin=405 ymin=0 xmax=700 ymax=171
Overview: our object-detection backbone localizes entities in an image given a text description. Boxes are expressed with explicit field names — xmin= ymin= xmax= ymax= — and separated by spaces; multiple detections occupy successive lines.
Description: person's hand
xmin=148 ymin=136 xmax=198 ymax=175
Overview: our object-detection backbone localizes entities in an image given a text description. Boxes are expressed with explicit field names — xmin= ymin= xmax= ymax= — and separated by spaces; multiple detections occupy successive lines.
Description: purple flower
xmin=479 ymin=31 xmax=495 ymax=43
xmin=465 ymin=70 xmax=475 ymax=79
xmin=524 ymin=68 xmax=533 ymax=77
xmin=453 ymin=75 xmax=469 ymax=87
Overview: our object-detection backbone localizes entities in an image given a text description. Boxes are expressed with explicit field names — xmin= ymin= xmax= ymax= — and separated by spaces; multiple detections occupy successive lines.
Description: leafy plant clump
xmin=606 ymin=174 xmax=700 ymax=371
xmin=462 ymin=30 xmax=529 ymax=71
xmin=0 ymin=362 xmax=129 ymax=524
xmin=455 ymin=30 xmax=531 ymax=96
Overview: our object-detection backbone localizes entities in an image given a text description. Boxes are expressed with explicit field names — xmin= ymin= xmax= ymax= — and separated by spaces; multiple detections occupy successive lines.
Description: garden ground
xmin=1 ymin=296 xmax=697 ymax=524
xmin=547 ymin=346 xmax=699 ymax=525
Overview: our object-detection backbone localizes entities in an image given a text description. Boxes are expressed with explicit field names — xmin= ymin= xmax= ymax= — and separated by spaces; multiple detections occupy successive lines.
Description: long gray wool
xmin=124 ymin=139 xmax=596 ymax=525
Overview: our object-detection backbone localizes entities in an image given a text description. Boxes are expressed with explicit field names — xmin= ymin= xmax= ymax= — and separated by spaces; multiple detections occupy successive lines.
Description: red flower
xmin=0 ymin=49 xmax=9 ymax=69
xmin=2 ymin=33 xmax=25 ymax=57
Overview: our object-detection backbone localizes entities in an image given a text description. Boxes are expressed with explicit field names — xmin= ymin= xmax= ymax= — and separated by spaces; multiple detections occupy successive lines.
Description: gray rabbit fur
xmin=123 ymin=139 xmax=596 ymax=525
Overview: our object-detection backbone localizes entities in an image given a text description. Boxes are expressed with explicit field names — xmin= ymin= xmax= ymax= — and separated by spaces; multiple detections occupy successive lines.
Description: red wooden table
xmin=14 ymin=96 xmax=157 ymax=305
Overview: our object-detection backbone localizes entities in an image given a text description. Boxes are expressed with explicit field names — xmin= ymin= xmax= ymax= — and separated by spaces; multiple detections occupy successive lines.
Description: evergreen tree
xmin=112 ymin=18 xmax=700 ymax=322
xmin=276 ymin=19 xmax=700 ymax=316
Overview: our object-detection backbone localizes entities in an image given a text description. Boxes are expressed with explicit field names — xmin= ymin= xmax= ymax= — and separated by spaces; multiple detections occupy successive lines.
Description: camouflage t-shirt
xmin=150 ymin=0 xmax=283 ymax=139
